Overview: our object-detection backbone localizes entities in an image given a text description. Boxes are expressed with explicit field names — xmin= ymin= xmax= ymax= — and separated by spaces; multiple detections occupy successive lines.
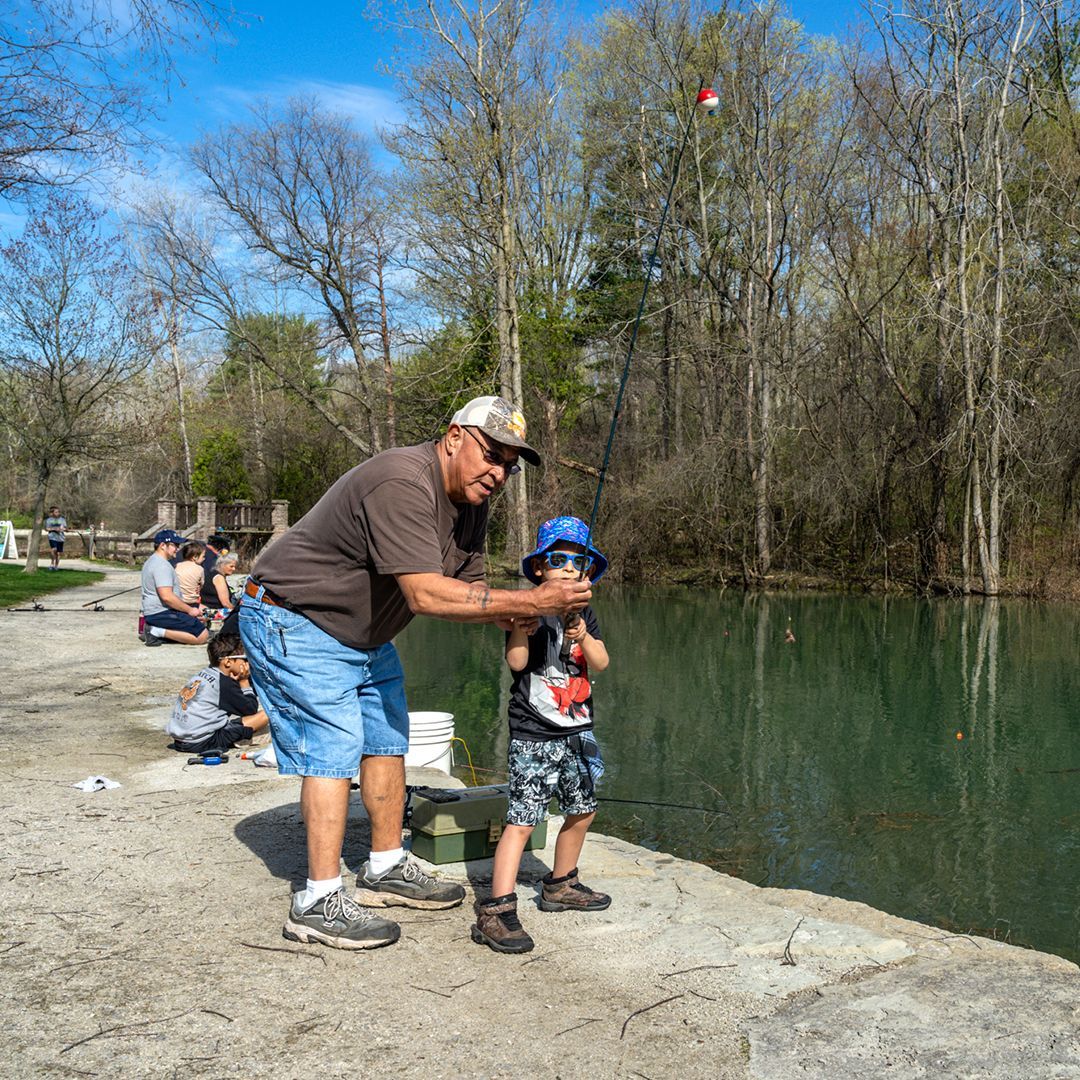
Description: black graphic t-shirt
xmin=506 ymin=606 xmax=602 ymax=742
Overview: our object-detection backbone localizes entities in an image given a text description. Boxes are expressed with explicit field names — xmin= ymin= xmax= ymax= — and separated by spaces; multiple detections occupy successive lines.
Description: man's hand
xmin=531 ymin=578 xmax=591 ymax=616
xmin=494 ymin=615 xmax=541 ymax=633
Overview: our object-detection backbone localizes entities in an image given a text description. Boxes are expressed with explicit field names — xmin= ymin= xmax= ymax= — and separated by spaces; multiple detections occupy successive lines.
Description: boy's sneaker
xmin=356 ymin=857 xmax=466 ymax=910
xmin=539 ymin=868 xmax=611 ymax=912
xmin=471 ymin=893 xmax=534 ymax=954
xmin=282 ymin=888 xmax=400 ymax=950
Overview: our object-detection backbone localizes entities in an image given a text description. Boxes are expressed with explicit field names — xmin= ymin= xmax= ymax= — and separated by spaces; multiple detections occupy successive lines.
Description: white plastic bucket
xmin=404 ymin=711 xmax=455 ymax=774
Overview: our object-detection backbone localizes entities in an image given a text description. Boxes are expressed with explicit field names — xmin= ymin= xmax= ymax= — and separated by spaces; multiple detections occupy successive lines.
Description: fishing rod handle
xmin=559 ymin=614 xmax=581 ymax=663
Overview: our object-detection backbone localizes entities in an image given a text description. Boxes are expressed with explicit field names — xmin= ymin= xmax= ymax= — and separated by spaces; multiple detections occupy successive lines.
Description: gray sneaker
xmin=282 ymin=888 xmax=400 ymax=950
xmin=356 ymin=857 xmax=466 ymax=910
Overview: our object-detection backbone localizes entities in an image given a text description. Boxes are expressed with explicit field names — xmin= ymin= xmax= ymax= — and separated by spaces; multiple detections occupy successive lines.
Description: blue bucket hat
xmin=521 ymin=516 xmax=608 ymax=584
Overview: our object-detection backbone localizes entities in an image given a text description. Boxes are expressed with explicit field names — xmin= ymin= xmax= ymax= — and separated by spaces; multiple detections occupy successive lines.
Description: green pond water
xmin=395 ymin=590 xmax=1080 ymax=964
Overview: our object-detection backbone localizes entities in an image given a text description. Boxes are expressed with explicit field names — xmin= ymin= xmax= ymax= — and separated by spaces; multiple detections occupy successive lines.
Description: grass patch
xmin=0 ymin=564 xmax=106 ymax=608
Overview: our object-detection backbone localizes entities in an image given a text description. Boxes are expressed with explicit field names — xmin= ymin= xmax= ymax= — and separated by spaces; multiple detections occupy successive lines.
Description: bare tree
xmin=188 ymin=99 xmax=396 ymax=453
xmin=0 ymin=194 xmax=155 ymax=570
xmin=0 ymin=0 xmax=225 ymax=200
xmin=382 ymin=0 xmax=549 ymax=553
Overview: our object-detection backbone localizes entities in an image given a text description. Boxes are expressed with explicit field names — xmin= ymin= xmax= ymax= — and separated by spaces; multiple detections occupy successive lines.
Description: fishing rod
xmin=596 ymin=795 xmax=731 ymax=816
xmin=562 ymin=80 xmax=720 ymax=661
xmin=445 ymin=758 xmax=732 ymax=818
xmin=82 ymin=584 xmax=141 ymax=608
xmin=7 ymin=604 xmax=130 ymax=613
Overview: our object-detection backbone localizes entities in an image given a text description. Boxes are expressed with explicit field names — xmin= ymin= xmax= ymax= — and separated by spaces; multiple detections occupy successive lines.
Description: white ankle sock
xmin=295 ymin=875 xmax=342 ymax=911
xmin=368 ymin=848 xmax=405 ymax=876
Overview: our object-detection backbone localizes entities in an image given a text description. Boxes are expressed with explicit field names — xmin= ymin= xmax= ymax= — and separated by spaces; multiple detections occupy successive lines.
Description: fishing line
xmin=561 ymin=79 xmax=718 ymax=660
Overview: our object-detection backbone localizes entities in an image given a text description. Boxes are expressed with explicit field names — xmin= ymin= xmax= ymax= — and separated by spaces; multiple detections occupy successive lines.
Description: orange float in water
xmin=956 ymin=732 xmax=964 ymax=740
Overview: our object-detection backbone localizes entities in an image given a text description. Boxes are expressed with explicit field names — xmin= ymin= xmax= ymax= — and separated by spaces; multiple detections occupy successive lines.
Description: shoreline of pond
xmin=486 ymin=556 xmax=1080 ymax=602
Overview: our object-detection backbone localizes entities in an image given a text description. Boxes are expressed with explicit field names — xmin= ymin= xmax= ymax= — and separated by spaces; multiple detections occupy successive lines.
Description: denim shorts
xmin=506 ymin=737 xmax=598 ymax=826
xmin=238 ymin=591 xmax=409 ymax=779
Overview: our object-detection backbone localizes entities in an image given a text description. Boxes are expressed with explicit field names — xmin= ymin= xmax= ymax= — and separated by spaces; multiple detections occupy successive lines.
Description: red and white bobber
xmin=696 ymin=87 xmax=720 ymax=115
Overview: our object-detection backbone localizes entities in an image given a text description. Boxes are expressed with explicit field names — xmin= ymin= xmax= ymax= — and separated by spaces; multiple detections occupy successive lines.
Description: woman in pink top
xmin=175 ymin=541 xmax=206 ymax=605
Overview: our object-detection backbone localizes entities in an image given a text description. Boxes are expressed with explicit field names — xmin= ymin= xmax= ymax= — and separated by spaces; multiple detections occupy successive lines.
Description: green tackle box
xmin=406 ymin=784 xmax=548 ymax=865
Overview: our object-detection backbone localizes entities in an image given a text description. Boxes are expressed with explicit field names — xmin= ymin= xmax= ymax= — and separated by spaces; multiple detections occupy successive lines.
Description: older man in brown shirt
xmin=239 ymin=397 xmax=592 ymax=950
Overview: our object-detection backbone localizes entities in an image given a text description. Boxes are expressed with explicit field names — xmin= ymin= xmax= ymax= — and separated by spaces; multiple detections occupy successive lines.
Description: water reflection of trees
xmin=396 ymin=591 xmax=1078 ymax=962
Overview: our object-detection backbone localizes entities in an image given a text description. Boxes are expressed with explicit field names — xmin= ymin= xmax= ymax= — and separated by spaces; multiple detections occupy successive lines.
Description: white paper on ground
xmin=73 ymin=775 xmax=121 ymax=792
xmin=251 ymin=745 xmax=277 ymax=768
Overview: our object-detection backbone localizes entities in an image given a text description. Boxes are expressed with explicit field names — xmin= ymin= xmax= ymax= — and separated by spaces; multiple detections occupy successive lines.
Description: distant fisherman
xmin=238 ymin=397 xmax=592 ymax=951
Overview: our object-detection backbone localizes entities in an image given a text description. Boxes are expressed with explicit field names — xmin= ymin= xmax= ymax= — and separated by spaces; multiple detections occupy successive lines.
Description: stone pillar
xmin=195 ymin=498 xmax=216 ymax=541
xmin=157 ymin=499 xmax=178 ymax=529
xmin=271 ymin=500 xmax=289 ymax=536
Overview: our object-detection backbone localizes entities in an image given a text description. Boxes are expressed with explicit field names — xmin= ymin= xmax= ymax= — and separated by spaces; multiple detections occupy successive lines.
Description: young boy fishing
xmin=472 ymin=516 xmax=611 ymax=954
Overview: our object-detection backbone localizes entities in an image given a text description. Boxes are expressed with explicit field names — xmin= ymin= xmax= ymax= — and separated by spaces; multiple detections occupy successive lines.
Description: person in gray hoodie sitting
xmin=166 ymin=633 xmax=269 ymax=754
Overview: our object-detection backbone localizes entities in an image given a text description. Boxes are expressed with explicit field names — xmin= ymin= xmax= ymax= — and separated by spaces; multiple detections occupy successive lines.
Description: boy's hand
xmin=531 ymin=578 xmax=591 ymax=616
xmin=564 ymin=617 xmax=587 ymax=643
xmin=513 ymin=616 xmax=541 ymax=635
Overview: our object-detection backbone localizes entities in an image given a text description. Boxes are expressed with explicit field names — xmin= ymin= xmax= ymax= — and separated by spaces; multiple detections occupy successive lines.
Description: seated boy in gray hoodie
xmin=166 ymin=633 xmax=269 ymax=754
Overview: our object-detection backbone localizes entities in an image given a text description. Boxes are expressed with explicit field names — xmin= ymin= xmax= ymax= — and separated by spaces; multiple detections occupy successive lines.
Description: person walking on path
xmin=44 ymin=506 xmax=66 ymax=569
xmin=140 ymin=530 xmax=210 ymax=647
xmin=238 ymin=396 xmax=593 ymax=951
xmin=473 ymin=516 xmax=612 ymax=954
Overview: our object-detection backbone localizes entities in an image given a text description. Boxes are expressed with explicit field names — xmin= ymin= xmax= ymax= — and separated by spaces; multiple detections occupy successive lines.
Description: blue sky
xmin=156 ymin=0 xmax=865 ymax=147
xmin=0 ymin=0 xmax=866 ymax=234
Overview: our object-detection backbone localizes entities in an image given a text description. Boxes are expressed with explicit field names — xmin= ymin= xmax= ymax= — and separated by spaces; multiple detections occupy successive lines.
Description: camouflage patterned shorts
xmin=506 ymin=737 xmax=598 ymax=827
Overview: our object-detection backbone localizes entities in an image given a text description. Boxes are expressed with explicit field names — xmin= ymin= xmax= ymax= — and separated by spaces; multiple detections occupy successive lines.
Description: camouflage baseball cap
xmin=450 ymin=396 xmax=540 ymax=466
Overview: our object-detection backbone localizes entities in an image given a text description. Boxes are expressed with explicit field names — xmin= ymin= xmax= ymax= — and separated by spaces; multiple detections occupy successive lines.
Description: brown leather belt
xmin=245 ymin=578 xmax=284 ymax=607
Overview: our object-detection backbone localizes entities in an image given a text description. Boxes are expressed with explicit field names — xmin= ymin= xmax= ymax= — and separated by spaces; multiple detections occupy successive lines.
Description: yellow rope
xmin=449 ymin=736 xmax=480 ymax=787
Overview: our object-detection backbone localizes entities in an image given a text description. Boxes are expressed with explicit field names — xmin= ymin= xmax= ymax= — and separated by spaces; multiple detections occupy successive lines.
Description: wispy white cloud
xmin=208 ymin=77 xmax=404 ymax=131
xmin=0 ymin=208 xmax=27 ymax=240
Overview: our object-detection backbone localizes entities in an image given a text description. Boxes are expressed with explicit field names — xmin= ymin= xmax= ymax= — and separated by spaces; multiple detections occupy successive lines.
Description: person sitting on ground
xmin=174 ymin=541 xmax=206 ymax=606
xmin=140 ymin=530 xmax=209 ymax=647
xmin=197 ymin=533 xmax=232 ymax=605
xmin=206 ymin=552 xmax=239 ymax=612
xmin=473 ymin=515 xmax=612 ymax=955
xmin=44 ymin=506 xmax=67 ymax=570
xmin=166 ymin=633 xmax=269 ymax=754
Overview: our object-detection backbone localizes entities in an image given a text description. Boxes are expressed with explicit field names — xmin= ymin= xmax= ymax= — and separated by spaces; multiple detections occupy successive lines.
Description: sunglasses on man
xmin=463 ymin=427 xmax=521 ymax=476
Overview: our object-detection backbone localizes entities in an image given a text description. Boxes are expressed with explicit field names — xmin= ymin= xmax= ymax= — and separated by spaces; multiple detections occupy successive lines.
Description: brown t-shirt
xmin=251 ymin=442 xmax=487 ymax=648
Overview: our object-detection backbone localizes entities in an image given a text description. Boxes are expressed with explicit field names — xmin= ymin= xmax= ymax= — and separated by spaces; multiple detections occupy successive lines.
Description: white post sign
xmin=0 ymin=521 xmax=18 ymax=560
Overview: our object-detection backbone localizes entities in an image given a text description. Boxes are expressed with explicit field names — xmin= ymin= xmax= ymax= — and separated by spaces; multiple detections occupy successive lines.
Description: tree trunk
xmin=375 ymin=234 xmax=397 ymax=448
xmin=540 ymin=396 xmax=560 ymax=506
xmin=165 ymin=306 xmax=194 ymax=497
xmin=496 ymin=163 xmax=529 ymax=557
xmin=23 ymin=466 xmax=49 ymax=573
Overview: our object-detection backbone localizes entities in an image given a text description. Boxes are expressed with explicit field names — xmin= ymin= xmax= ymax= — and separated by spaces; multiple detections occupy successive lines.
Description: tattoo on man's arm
xmin=466 ymin=584 xmax=492 ymax=609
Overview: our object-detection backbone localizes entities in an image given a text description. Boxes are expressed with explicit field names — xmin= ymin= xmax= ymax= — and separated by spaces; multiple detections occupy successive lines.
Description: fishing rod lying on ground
xmin=6 ymin=583 xmax=143 ymax=617
xmin=561 ymin=80 xmax=720 ymax=661
xmin=7 ymin=604 xmax=134 ymax=613
xmin=82 ymin=583 xmax=141 ymax=608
